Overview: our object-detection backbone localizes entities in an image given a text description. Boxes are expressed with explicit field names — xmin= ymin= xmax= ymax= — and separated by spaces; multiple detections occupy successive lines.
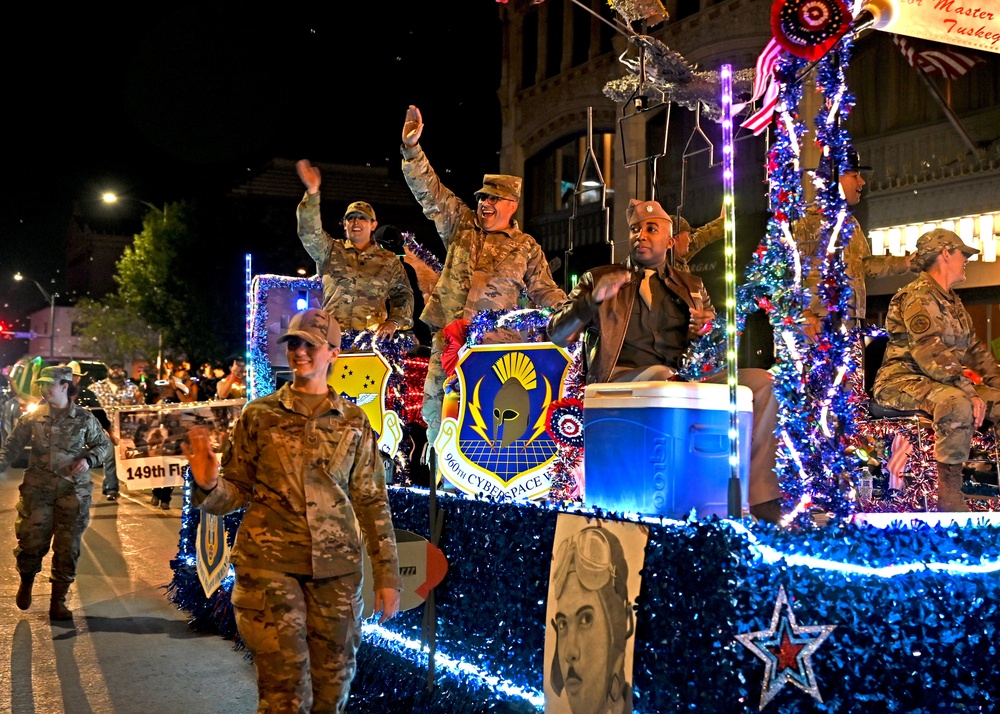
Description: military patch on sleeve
xmin=909 ymin=314 xmax=931 ymax=335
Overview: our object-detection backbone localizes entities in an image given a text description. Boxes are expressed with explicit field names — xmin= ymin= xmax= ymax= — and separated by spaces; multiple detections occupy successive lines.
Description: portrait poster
xmin=544 ymin=514 xmax=648 ymax=714
xmin=111 ymin=400 xmax=244 ymax=491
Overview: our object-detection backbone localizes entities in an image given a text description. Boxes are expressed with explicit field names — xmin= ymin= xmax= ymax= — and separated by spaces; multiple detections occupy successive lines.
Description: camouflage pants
xmin=102 ymin=454 xmax=119 ymax=495
xmin=232 ymin=566 xmax=363 ymax=714
xmin=422 ymin=331 xmax=446 ymax=447
xmin=875 ymin=379 xmax=1000 ymax=464
xmin=14 ymin=471 xmax=93 ymax=583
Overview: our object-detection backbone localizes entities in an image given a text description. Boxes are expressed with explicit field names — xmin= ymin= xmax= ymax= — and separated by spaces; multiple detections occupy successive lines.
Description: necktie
xmin=639 ymin=269 xmax=655 ymax=308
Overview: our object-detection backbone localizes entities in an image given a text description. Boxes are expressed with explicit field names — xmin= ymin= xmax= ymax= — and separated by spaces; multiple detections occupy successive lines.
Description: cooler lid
xmin=584 ymin=380 xmax=753 ymax=412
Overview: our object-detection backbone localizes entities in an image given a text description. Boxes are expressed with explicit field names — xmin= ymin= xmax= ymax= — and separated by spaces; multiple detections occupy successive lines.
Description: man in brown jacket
xmin=548 ymin=200 xmax=782 ymax=523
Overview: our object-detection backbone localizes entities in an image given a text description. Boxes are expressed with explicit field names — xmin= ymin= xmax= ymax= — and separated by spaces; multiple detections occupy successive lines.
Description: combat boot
xmin=16 ymin=574 xmax=34 ymax=610
xmin=936 ymin=462 xmax=970 ymax=512
xmin=49 ymin=581 xmax=73 ymax=620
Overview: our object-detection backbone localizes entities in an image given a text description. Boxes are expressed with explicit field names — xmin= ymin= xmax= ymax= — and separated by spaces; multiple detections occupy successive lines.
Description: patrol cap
xmin=912 ymin=228 xmax=979 ymax=270
xmin=277 ymin=309 xmax=341 ymax=348
xmin=670 ymin=214 xmax=692 ymax=235
xmin=819 ymin=149 xmax=872 ymax=174
xmin=475 ymin=174 xmax=522 ymax=201
xmin=67 ymin=360 xmax=87 ymax=377
xmin=627 ymin=199 xmax=672 ymax=227
xmin=36 ymin=366 xmax=73 ymax=385
xmin=343 ymin=201 xmax=376 ymax=221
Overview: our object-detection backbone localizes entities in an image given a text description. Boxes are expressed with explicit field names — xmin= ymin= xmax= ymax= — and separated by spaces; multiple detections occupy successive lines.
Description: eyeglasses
xmin=476 ymin=194 xmax=514 ymax=206
xmin=284 ymin=337 xmax=326 ymax=350
xmin=344 ymin=215 xmax=372 ymax=223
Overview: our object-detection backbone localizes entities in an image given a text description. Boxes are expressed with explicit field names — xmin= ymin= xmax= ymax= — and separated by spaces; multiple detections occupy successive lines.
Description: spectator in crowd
xmin=216 ymin=356 xmax=247 ymax=400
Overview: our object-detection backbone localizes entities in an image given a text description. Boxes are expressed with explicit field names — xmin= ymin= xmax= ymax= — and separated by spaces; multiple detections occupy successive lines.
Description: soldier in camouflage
xmin=296 ymin=159 xmax=414 ymax=339
xmin=670 ymin=211 xmax=724 ymax=274
xmin=794 ymin=151 xmax=912 ymax=339
xmin=400 ymin=105 xmax=567 ymax=444
xmin=873 ymin=229 xmax=1000 ymax=511
xmin=183 ymin=309 xmax=400 ymax=713
xmin=0 ymin=366 xmax=111 ymax=619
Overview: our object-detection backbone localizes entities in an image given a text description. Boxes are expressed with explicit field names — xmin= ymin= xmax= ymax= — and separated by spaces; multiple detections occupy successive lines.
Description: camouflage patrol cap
xmin=344 ymin=201 xmax=376 ymax=221
xmin=627 ymin=199 xmax=672 ymax=227
xmin=476 ymin=174 xmax=522 ymax=201
xmin=912 ymin=228 xmax=979 ymax=270
xmin=36 ymin=366 xmax=74 ymax=385
xmin=669 ymin=214 xmax=692 ymax=235
xmin=277 ymin=309 xmax=342 ymax=348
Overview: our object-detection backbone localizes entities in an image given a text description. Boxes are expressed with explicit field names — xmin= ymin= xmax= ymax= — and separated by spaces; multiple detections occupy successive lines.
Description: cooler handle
xmin=688 ymin=424 xmax=728 ymax=456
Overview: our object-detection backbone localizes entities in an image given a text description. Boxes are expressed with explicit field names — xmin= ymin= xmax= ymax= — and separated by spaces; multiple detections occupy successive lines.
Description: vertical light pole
xmin=14 ymin=273 xmax=57 ymax=358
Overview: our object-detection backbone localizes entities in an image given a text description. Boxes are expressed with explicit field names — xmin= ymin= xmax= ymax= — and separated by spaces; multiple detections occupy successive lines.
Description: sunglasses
xmin=476 ymin=194 xmax=514 ymax=206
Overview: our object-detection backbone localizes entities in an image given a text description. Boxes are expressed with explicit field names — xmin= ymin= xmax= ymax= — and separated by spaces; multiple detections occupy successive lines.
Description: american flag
xmin=892 ymin=35 xmax=984 ymax=81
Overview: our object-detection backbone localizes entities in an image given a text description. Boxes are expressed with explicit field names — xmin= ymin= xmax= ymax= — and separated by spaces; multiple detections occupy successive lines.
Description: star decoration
xmin=735 ymin=586 xmax=837 ymax=710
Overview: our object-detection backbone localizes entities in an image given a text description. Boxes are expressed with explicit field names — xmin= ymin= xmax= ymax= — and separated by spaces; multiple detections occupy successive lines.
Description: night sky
xmin=0 ymin=4 xmax=503 ymax=330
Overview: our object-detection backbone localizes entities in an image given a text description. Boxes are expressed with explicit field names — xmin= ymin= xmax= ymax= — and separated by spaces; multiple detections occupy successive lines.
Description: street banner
xmin=196 ymin=512 xmax=231 ymax=598
xmin=434 ymin=343 xmax=572 ymax=501
xmin=871 ymin=0 xmax=999 ymax=55
xmin=111 ymin=400 xmax=244 ymax=491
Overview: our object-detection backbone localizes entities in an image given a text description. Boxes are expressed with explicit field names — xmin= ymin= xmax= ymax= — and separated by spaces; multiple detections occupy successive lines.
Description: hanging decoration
xmin=771 ymin=0 xmax=852 ymax=61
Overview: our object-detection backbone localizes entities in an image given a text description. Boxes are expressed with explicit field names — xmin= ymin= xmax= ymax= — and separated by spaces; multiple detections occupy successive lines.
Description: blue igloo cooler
xmin=583 ymin=381 xmax=753 ymax=519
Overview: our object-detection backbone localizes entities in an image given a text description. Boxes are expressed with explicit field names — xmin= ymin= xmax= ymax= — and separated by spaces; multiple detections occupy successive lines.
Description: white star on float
xmin=735 ymin=586 xmax=837 ymax=710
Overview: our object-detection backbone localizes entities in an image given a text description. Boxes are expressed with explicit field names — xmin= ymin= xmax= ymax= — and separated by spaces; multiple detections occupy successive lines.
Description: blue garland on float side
xmin=347 ymin=491 xmax=1000 ymax=713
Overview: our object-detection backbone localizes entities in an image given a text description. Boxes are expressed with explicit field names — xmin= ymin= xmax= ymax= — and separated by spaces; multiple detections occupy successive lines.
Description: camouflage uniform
xmin=674 ymin=215 xmax=724 ymax=273
xmin=297 ymin=192 xmax=414 ymax=332
xmin=0 ymin=402 xmax=110 ymax=583
xmin=873 ymin=272 xmax=1000 ymax=464
xmin=194 ymin=383 xmax=401 ymax=713
xmin=400 ymin=144 xmax=567 ymax=441
xmin=793 ymin=208 xmax=911 ymax=322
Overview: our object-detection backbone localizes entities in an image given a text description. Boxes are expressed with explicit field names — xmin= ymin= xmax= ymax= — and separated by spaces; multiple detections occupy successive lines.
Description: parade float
xmin=167 ymin=1 xmax=1000 ymax=711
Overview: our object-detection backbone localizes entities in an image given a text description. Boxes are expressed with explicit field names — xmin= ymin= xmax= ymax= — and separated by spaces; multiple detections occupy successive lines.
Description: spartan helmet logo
xmin=491 ymin=352 xmax=537 ymax=448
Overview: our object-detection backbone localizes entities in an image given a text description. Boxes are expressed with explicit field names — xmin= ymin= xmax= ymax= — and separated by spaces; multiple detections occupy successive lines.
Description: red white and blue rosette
xmin=771 ymin=0 xmax=852 ymax=61
xmin=545 ymin=398 xmax=585 ymax=449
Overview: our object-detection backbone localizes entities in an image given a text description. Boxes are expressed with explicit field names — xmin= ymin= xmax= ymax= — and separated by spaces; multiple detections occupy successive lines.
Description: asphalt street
xmin=0 ymin=469 xmax=258 ymax=714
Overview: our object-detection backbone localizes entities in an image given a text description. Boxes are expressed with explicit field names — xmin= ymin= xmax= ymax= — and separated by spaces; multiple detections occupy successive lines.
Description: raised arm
xmin=296 ymin=159 xmax=333 ymax=266
xmin=399 ymin=105 xmax=473 ymax=247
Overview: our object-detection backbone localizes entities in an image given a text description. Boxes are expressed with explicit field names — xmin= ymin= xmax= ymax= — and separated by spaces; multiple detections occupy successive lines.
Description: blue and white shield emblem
xmin=434 ymin=343 xmax=571 ymax=500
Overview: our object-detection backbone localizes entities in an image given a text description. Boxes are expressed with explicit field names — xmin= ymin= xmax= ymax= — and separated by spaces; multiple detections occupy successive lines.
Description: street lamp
xmin=14 ymin=273 xmax=57 ymax=358
xmin=101 ymin=192 xmax=166 ymax=221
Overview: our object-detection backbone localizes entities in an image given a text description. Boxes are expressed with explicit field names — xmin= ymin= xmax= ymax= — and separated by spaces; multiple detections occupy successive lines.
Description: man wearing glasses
xmin=400 ymin=105 xmax=567 ymax=445
xmin=296 ymin=160 xmax=414 ymax=341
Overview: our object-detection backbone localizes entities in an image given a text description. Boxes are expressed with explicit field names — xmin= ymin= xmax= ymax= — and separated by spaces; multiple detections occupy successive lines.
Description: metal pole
xmin=48 ymin=293 xmax=55 ymax=359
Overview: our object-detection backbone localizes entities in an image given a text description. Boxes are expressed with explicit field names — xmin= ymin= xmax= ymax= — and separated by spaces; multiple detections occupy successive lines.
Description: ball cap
xmin=627 ymin=199 xmax=672 ymax=227
xmin=36 ymin=366 xmax=73 ymax=385
xmin=343 ymin=201 xmax=376 ymax=221
xmin=669 ymin=214 xmax=692 ymax=235
xmin=913 ymin=228 xmax=979 ymax=269
xmin=277 ymin=309 xmax=342 ymax=348
xmin=67 ymin=360 xmax=87 ymax=377
xmin=475 ymin=174 xmax=522 ymax=201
